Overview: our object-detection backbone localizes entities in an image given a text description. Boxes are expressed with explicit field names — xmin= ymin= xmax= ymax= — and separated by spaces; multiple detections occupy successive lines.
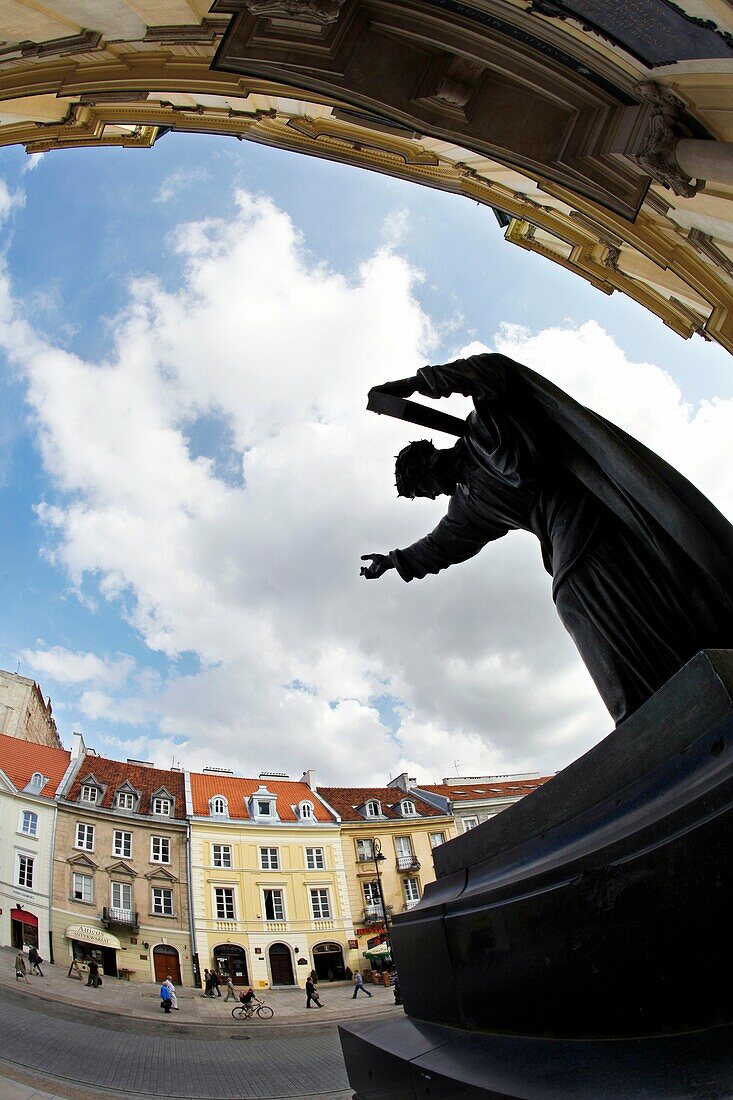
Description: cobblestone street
xmin=0 ymin=949 xmax=401 ymax=1098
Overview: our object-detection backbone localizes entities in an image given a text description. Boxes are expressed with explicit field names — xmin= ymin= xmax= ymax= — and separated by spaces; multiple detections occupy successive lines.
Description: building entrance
xmin=268 ymin=942 xmax=295 ymax=986
xmin=213 ymin=943 xmax=249 ymax=984
xmin=153 ymin=944 xmax=182 ymax=984
xmin=10 ymin=908 xmax=38 ymax=950
xmin=312 ymin=941 xmax=346 ymax=981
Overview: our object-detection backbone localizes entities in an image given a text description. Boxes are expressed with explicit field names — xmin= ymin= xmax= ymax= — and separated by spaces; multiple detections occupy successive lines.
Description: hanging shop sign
xmin=65 ymin=924 xmax=121 ymax=950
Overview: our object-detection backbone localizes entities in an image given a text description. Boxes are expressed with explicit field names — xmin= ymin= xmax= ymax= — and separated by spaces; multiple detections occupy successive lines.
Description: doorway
xmin=153 ymin=944 xmax=182 ymax=984
xmin=10 ymin=908 xmax=38 ymax=950
xmin=213 ymin=943 xmax=249 ymax=984
xmin=268 ymin=942 xmax=295 ymax=985
xmin=313 ymin=941 xmax=345 ymax=981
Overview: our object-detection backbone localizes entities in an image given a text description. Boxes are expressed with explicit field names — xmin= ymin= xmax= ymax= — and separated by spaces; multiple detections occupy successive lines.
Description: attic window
xmin=365 ymin=800 xmax=380 ymax=817
xmin=81 ymin=785 xmax=98 ymax=803
xmin=401 ymin=800 xmax=416 ymax=816
xmin=152 ymin=797 xmax=172 ymax=816
xmin=299 ymin=800 xmax=314 ymax=820
xmin=29 ymin=772 xmax=46 ymax=789
xmin=116 ymin=791 xmax=135 ymax=810
xmin=257 ymin=800 xmax=272 ymax=816
xmin=210 ymin=796 xmax=228 ymax=817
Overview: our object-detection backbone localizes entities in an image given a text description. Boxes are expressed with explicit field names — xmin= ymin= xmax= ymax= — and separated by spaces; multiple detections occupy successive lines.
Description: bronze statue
xmin=361 ymin=353 xmax=733 ymax=725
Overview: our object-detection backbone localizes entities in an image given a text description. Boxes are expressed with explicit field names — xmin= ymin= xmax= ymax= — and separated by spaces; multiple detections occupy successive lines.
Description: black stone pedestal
xmin=340 ymin=650 xmax=733 ymax=1098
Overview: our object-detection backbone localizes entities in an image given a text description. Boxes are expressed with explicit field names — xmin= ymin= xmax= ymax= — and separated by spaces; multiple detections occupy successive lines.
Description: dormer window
xmin=116 ymin=791 xmax=135 ymax=810
xmin=152 ymin=797 xmax=171 ymax=816
xmin=29 ymin=772 xmax=46 ymax=790
xmin=299 ymin=800 xmax=314 ymax=821
xmin=81 ymin=785 xmax=98 ymax=804
xmin=249 ymin=785 xmax=278 ymax=821
xmin=365 ymin=800 xmax=380 ymax=818
xmin=210 ymin=796 xmax=228 ymax=817
xmin=401 ymin=800 xmax=416 ymax=816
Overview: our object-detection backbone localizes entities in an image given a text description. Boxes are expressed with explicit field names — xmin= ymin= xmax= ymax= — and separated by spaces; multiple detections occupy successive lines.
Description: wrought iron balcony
xmin=404 ymin=898 xmax=420 ymax=910
xmin=102 ymin=906 xmax=139 ymax=932
xmin=396 ymin=854 xmax=421 ymax=872
xmin=363 ymin=905 xmax=392 ymax=923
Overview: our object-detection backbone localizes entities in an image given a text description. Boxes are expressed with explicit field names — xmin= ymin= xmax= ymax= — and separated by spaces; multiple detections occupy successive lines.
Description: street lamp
xmin=371 ymin=838 xmax=390 ymax=948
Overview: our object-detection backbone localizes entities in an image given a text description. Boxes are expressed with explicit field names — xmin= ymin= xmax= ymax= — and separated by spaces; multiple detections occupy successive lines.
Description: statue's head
xmin=395 ymin=439 xmax=460 ymax=499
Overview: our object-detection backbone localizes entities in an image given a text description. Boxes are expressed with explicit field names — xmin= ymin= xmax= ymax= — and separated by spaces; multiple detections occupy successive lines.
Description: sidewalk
xmin=0 ymin=946 xmax=398 ymax=1028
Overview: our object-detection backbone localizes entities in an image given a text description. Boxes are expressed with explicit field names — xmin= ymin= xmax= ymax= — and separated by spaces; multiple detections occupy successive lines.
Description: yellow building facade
xmin=188 ymin=771 xmax=355 ymax=988
xmin=316 ymin=782 xmax=456 ymax=971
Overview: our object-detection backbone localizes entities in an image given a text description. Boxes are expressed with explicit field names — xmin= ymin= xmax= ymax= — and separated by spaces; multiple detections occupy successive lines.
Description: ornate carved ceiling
xmin=1 ymin=0 xmax=733 ymax=352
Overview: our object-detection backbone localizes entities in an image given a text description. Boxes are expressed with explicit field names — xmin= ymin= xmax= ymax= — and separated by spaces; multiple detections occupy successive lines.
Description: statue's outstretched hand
xmin=360 ymin=554 xmax=395 ymax=579
xmin=369 ymin=376 xmax=417 ymax=400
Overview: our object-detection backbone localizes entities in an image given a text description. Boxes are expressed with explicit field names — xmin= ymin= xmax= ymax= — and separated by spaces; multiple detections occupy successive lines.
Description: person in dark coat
xmin=28 ymin=946 xmax=43 ymax=976
xmin=86 ymin=958 xmax=100 ymax=988
xmin=305 ymin=977 xmax=323 ymax=1008
xmin=361 ymin=354 xmax=733 ymax=725
xmin=211 ymin=970 xmax=222 ymax=997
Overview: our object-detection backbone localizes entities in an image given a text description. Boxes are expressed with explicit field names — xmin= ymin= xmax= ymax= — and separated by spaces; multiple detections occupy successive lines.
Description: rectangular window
xmin=152 ymin=797 xmax=171 ymax=816
xmin=116 ymin=792 xmax=135 ymax=810
xmin=259 ymin=846 xmax=279 ymax=870
xmin=355 ymin=838 xmax=374 ymax=862
xmin=73 ymin=872 xmax=93 ymax=903
xmin=310 ymin=888 xmax=331 ymax=919
xmin=81 ymin=785 xmax=98 ymax=803
xmin=214 ymin=887 xmax=235 ymax=920
xmin=257 ymin=800 xmax=272 ymax=816
xmin=111 ymin=881 xmax=132 ymax=911
xmin=75 ymin=822 xmax=95 ymax=851
xmin=403 ymin=877 xmax=420 ymax=906
xmin=429 ymin=832 xmax=446 ymax=848
xmin=20 ymin=811 xmax=38 ymax=836
xmin=305 ymin=847 xmax=325 ymax=870
xmin=263 ymin=889 xmax=284 ymax=921
xmin=395 ymin=835 xmax=415 ymax=870
xmin=152 ymin=887 xmax=173 ymax=916
xmin=17 ymin=854 xmax=33 ymax=888
xmin=212 ymin=844 xmax=232 ymax=868
xmin=151 ymin=836 xmax=171 ymax=864
xmin=363 ymin=881 xmax=381 ymax=906
xmin=113 ymin=830 xmax=132 ymax=858
xmin=463 ymin=817 xmax=479 ymax=832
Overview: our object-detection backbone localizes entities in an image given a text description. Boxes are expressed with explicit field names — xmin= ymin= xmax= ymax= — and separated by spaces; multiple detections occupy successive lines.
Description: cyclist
xmin=239 ymin=986 xmax=256 ymax=1015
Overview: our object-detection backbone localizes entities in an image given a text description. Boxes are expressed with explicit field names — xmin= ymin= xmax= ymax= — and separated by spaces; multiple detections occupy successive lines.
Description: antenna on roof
xmin=452 ymin=759 xmax=466 ymax=776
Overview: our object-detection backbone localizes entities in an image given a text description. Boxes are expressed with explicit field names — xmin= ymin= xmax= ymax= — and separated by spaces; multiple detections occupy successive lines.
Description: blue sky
xmin=1 ymin=134 xmax=731 ymax=782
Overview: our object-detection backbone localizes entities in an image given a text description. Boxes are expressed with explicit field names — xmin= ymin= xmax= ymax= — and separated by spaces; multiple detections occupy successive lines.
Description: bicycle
xmin=231 ymin=996 xmax=274 ymax=1020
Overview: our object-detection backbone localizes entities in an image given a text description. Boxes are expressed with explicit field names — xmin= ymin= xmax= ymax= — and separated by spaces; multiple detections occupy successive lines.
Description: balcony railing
xmin=404 ymin=898 xmax=420 ymax=910
xmin=102 ymin=906 xmax=139 ymax=931
xmin=363 ymin=905 xmax=392 ymax=923
xmin=396 ymin=854 xmax=420 ymax=872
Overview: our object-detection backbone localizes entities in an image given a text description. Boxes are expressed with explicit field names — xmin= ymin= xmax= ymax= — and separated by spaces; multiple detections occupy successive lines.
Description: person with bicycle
xmin=239 ymin=986 xmax=256 ymax=1015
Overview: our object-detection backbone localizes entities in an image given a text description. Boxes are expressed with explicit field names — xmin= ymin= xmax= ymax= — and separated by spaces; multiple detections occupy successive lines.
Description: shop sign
xmin=348 ymin=939 xmax=359 ymax=949
xmin=65 ymin=924 xmax=122 ymax=950
xmin=355 ymin=925 xmax=384 ymax=936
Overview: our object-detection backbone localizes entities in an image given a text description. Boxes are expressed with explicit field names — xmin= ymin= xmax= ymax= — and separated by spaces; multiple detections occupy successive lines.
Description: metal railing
xmin=404 ymin=898 xmax=420 ymax=910
xmin=102 ymin=906 xmax=139 ymax=930
xmin=363 ymin=905 xmax=392 ymax=923
xmin=396 ymin=854 xmax=420 ymax=871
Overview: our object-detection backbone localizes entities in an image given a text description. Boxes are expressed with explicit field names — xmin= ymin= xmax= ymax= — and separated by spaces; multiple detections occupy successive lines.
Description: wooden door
xmin=268 ymin=943 xmax=295 ymax=985
xmin=153 ymin=945 xmax=182 ymax=984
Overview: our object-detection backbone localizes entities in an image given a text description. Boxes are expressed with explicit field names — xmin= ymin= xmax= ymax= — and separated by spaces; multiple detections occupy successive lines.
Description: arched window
xmin=30 ymin=772 xmax=45 ymax=788
xmin=20 ymin=810 xmax=38 ymax=836
xmin=401 ymin=800 xmax=416 ymax=816
xmin=299 ymin=800 xmax=314 ymax=820
xmin=365 ymin=800 xmax=380 ymax=817
xmin=210 ymin=796 xmax=228 ymax=817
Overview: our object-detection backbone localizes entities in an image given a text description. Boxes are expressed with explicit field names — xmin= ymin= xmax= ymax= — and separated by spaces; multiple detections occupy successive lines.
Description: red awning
xmin=11 ymin=908 xmax=38 ymax=927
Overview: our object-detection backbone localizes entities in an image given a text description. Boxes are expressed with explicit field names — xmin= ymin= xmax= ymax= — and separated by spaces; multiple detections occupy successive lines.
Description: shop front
xmin=10 ymin=907 xmax=38 ymax=950
xmin=312 ymin=941 xmax=346 ymax=981
xmin=213 ymin=943 xmax=249 ymax=985
xmin=65 ymin=924 xmax=121 ymax=978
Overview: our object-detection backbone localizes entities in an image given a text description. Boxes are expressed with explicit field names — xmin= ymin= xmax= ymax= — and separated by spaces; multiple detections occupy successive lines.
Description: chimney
xmin=71 ymin=731 xmax=86 ymax=759
xmin=300 ymin=768 xmax=316 ymax=790
xmin=387 ymin=771 xmax=409 ymax=791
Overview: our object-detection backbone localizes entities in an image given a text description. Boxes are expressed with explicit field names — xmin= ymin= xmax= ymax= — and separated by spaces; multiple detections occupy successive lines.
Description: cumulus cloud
xmin=2 ymin=189 xmax=732 ymax=783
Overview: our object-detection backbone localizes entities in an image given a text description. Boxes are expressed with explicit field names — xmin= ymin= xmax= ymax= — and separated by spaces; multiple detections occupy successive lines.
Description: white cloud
xmin=154 ymin=166 xmax=211 ymax=203
xmin=22 ymin=646 xmax=134 ymax=689
xmin=3 ymin=191 xmax=733 ymax=783
xmin=20 ymin=153 xmax=45 ymax=174
xmin=0 ymin=179 xmax=25 ymax=223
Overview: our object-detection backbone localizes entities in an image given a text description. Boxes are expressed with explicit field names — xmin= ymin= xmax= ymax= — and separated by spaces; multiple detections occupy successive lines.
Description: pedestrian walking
xmin=28 ymin=946 xmax=44 ymax=976
xmin=86 ymin=958 xmax=100 ymax=987
xmin=202 ymin=968 xmax=214 ymax=996
xmin=305 ymin=977 xmax=323 ymax=1008
xmin=163 ymin=975 xmax=179 ymax=1010
xmin=160 ymin=980 xmax=173 ymax=1013
xmin=224 ymin=977 xmax=237 ymax=1001
xmin=352 ymin=972 xmax=372 ymax=999
xmin=211 ymin=970 xmax=222 ymax=997
xmin=14 ymin=951 xmax=29 ymax=983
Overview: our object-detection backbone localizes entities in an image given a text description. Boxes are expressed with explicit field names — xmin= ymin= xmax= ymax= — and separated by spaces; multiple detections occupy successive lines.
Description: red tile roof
xmin=317 ymin=786 xmax=446 ymax=821
xmin=421 ymin=777 xmax=553 ymax=802
xmin=0 ymin=733 xmax=71 ymax=797
xmin=190 ymin=773 xmax=337 ymax=822
xmin=67 ymin=755 xmax=186 ymax=819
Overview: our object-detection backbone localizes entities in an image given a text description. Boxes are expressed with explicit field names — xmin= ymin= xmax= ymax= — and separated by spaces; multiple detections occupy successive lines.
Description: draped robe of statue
xmin=387 ymin=354 xmax=733 ymax=724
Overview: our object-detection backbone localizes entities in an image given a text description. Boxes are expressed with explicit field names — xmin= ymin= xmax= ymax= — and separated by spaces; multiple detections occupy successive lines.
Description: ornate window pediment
xmin=105 ymin=859 xmax=136 ymax=879
xmin=67 ymin=851 xmax=98 ymax=871
xmin=145 ymin=866 xmax=178 ymax=884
